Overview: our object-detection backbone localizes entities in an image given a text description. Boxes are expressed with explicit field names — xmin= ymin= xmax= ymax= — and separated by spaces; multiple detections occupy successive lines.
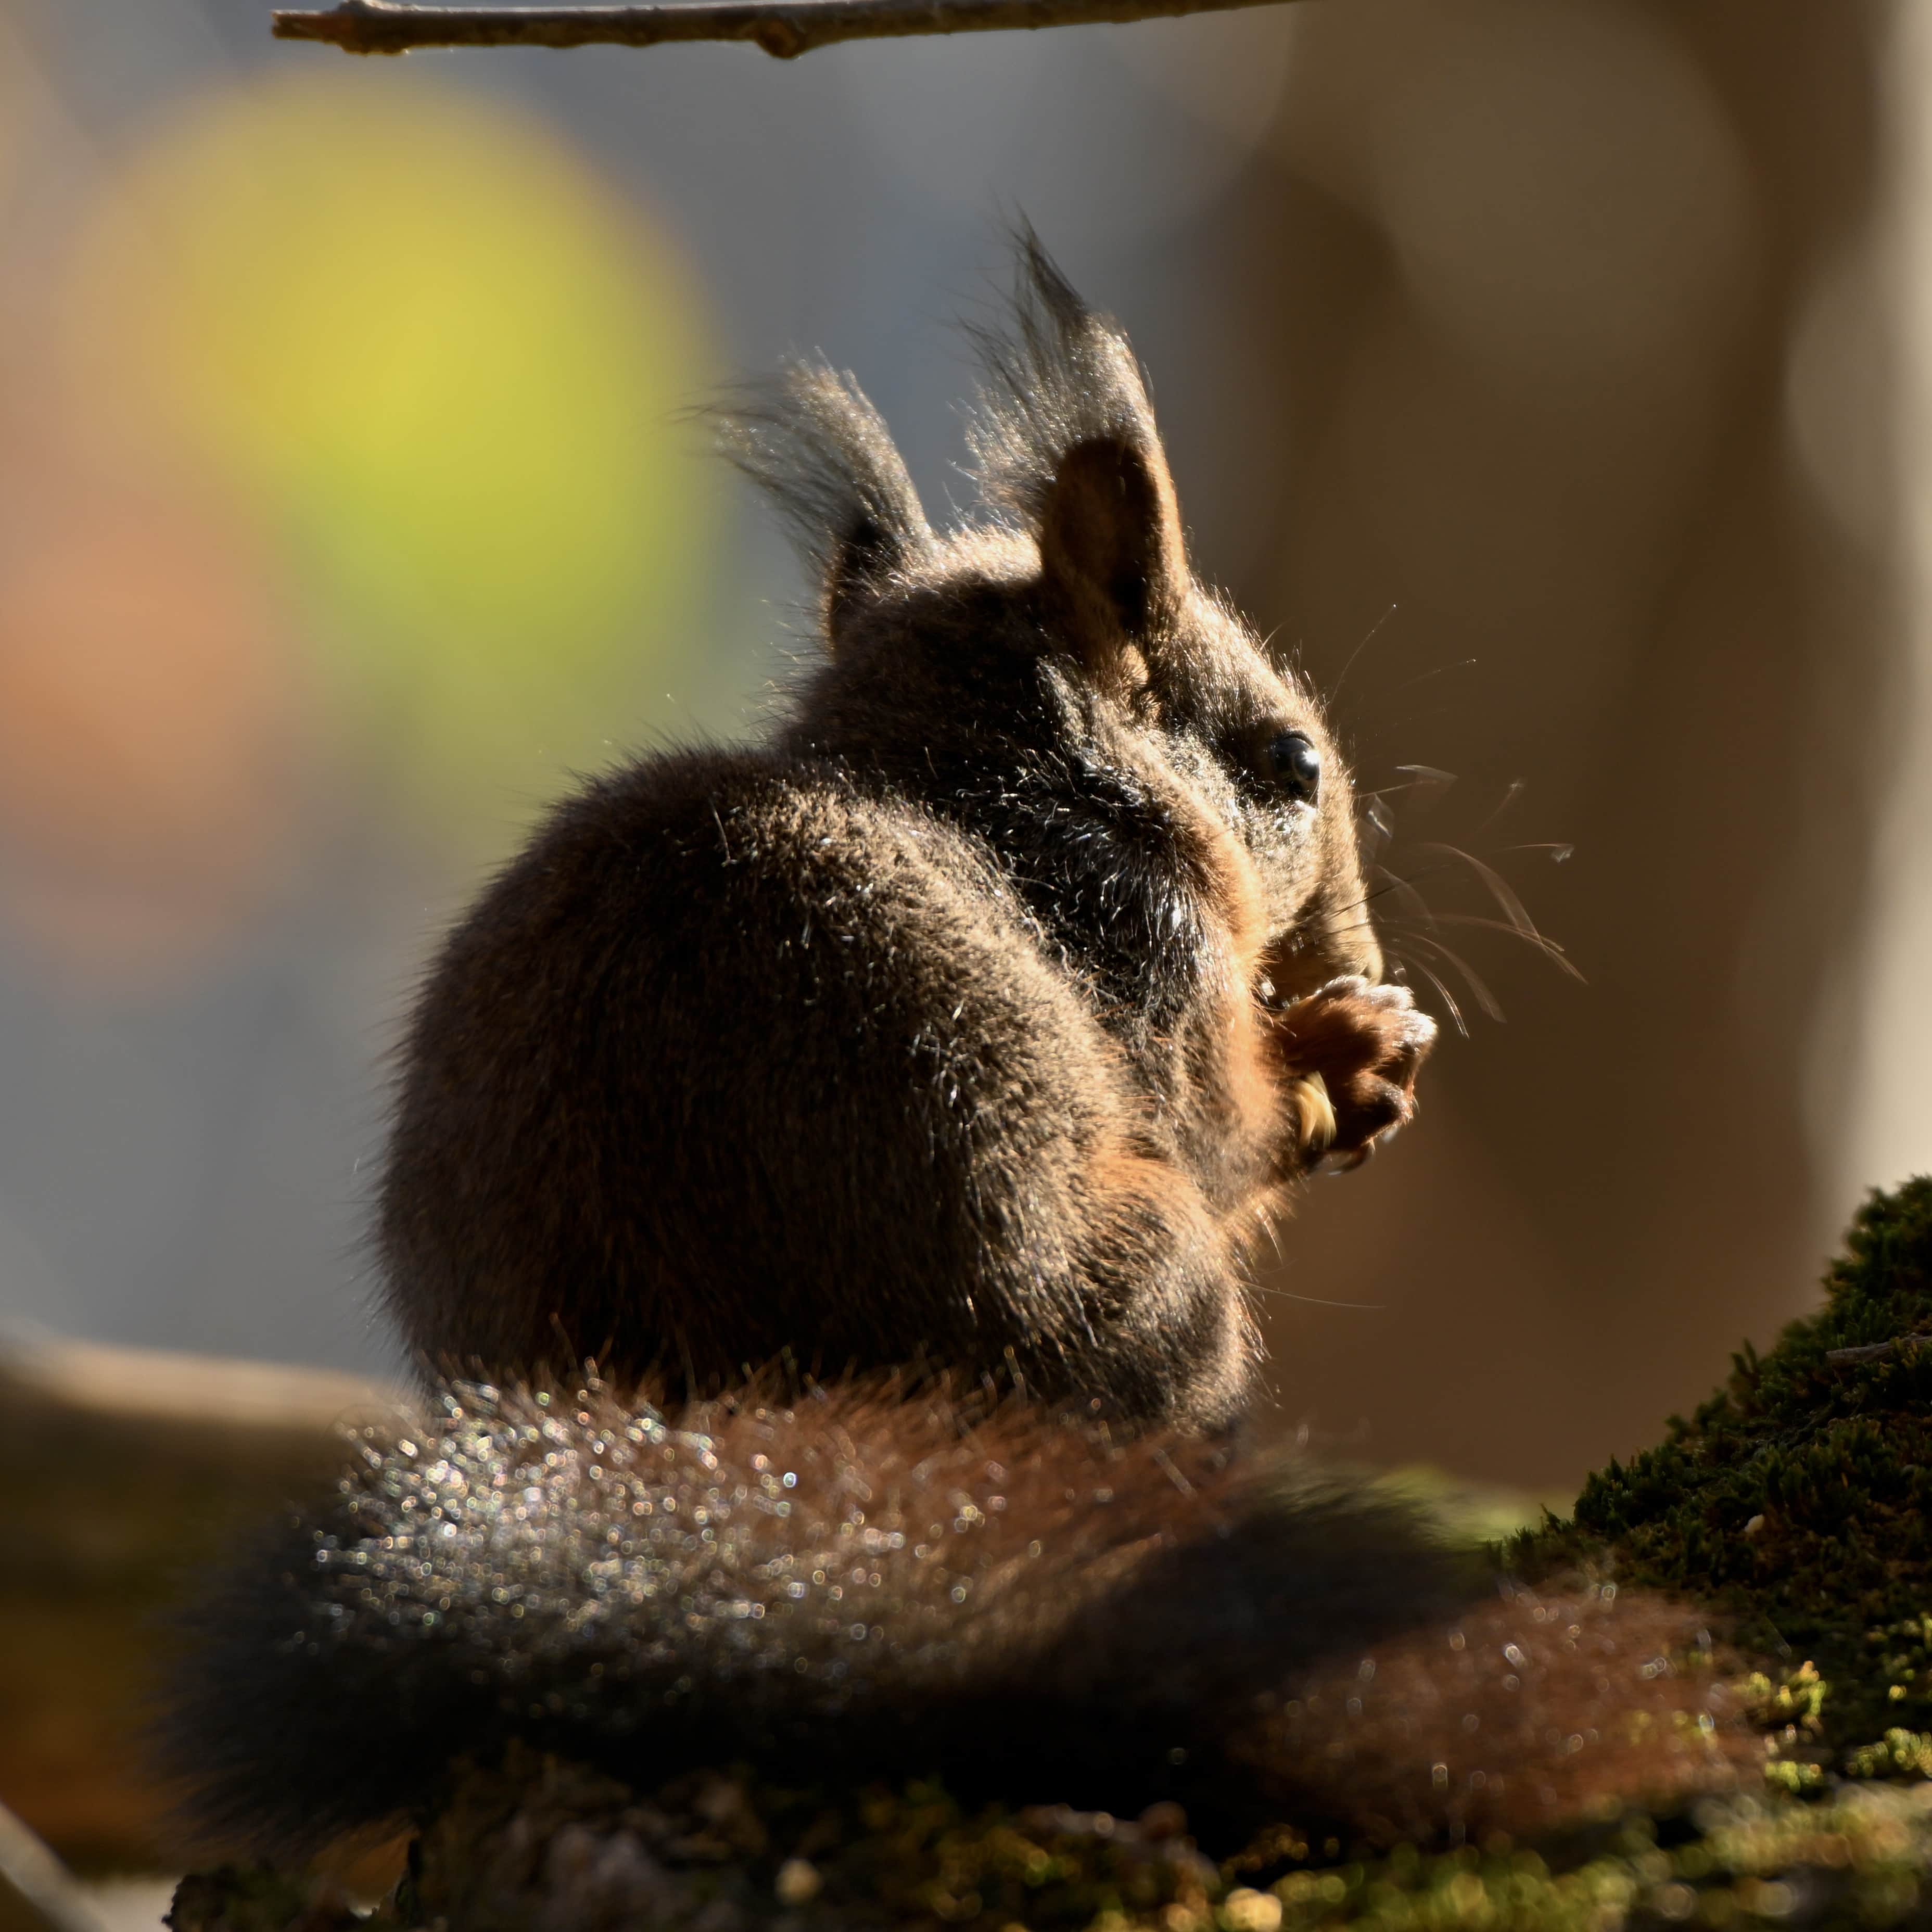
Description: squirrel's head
xmin=726 ymin=233 xmax=1380 ymax=1002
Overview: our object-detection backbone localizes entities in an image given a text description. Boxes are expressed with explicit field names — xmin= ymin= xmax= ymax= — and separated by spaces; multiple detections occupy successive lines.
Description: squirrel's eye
xmin=1263 ymin=731 xmax=1322 ymax=804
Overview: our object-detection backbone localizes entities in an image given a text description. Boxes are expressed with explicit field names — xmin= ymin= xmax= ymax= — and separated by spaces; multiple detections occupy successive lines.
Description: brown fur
xmin=160 ymin=1380 xmax=1750 ymax=1860
xmin=375 ymin=236 xmax=1433 ymax=1428
xmin=1247 ymin=1591 xmax=1747 ymax=1845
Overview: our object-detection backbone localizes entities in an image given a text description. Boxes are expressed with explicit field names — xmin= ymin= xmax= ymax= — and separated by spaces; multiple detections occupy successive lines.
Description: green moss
xmin=1261 ymin=1791 xmax=1932 ymax=1930
xmin=1512 ymin=1176 xmax=1932 ymax=1770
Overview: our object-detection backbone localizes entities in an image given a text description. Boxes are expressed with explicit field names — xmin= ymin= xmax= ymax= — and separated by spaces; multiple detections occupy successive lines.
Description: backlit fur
xmin=377 ymin=236 xmax=1431 ymax=1429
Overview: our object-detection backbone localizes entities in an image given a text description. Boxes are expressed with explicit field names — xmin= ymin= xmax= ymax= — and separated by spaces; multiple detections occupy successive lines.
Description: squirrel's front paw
xmin=1265 ymin=976 xmax=1436 ymax=1168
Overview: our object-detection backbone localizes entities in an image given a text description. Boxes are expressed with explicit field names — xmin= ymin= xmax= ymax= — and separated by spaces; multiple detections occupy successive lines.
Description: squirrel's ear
xmin=718 ymin=363 xmax=933 ymax=651
xmin=969 ymin=229 xmax=1190 ymax=679
xmin=1036 ymin=430 xmax=1187 ymax=671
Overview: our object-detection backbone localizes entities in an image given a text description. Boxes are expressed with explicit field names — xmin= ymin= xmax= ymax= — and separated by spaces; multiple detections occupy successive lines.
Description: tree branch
xmin=271 ymin=0 xmax=1298 ymax=58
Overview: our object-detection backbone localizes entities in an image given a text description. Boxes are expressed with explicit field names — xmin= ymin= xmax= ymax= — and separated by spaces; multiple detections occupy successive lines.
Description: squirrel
xmin=159 ymin=237 xmax=1749 ymax=1872
xmin=373 ymin=233 xmax=1433 ymax=1429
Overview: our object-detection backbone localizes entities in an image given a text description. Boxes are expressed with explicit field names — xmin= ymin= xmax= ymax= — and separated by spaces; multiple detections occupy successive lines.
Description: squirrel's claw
xmin=1266 ymin=975 xmax=1436 ymax=1169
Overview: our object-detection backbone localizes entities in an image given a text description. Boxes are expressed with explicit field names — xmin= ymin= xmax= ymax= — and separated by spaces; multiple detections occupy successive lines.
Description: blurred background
xmin=0 ymin=0 xmax=1914 ymax=1500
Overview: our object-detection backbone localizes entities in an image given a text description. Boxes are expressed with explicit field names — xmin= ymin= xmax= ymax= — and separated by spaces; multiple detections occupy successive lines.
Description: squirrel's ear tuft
xmin=969 ymin=228 xmax=1188 ymax=672
xmin=717 ymin=363 xmax=933 ymax=650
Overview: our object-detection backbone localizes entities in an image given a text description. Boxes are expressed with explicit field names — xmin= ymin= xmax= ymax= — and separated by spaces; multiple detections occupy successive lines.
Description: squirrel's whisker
xmin=1421 ymin=910 xmax=1584 ymax=981
xmin=1383 ymin=948 xmax=1470 ymax=1037
xmin=1389 ymin=929 xmax=1506 ymax=1025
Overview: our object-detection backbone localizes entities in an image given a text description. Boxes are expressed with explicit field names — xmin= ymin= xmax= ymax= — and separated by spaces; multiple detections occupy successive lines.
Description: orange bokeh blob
xmin=0 ymin=420 xmax=306 ymax=989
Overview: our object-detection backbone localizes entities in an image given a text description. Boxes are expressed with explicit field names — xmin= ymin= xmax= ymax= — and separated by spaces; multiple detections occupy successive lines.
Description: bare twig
xmin=1825 ymin=1332 xmax=1932 ymax=1365
xmin=0 ymin=1801 xmax=109 ymax=1932
xmin=272 ymin=0 xmax=1300 ymax=58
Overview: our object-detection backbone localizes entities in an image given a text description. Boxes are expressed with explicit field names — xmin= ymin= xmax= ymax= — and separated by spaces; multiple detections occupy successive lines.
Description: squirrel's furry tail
xmin=160 ymin=1381 xmax=1748 ymax=1860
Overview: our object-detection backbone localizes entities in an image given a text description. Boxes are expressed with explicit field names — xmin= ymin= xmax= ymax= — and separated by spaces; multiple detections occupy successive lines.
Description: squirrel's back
xmin=382 ymin=747 xmax=1249 ymax=1420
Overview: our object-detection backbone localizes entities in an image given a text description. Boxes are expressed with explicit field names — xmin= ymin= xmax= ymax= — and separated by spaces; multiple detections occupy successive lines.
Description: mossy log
xmin=168 ymin=1179 xmax=1932 ymax=1929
